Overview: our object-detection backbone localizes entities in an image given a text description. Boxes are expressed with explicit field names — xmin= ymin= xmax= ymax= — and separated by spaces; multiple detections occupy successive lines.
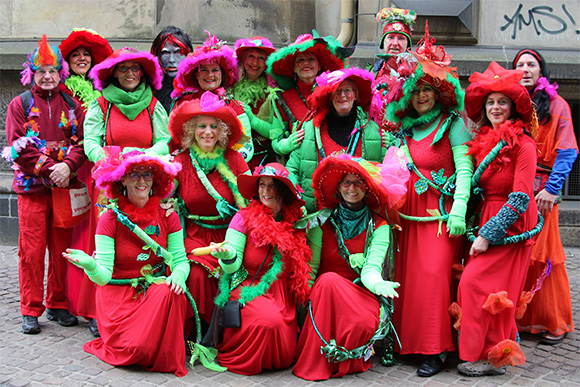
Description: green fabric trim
xmin=333 ymin=205 xmax=371 ymax=241
xmin=101 ymin=82 xmax=152 ymax=120
xmin=215 ymin=249 xmax=284 ymax=308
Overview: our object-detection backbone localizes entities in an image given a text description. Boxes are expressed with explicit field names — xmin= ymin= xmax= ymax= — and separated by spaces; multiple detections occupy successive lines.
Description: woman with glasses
xmin=78 ymin=48 xmax=171 ymax=335
xmin=64 ymin=149 xmax=189 ymax=376
xmin=382 ymin=25 xmax=473 ymax=376
xmin=285 ymin=68 xmax=385 ymax=213
xmin=293 ymin=153 xmax=408 ymax=380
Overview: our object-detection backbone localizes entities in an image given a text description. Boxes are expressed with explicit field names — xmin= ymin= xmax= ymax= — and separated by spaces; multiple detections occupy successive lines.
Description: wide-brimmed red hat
xmin=308 ymin=68 xmax=375 ymax=125
xmin=238 ymin=163 xmax=305 ymax=207
xmin=89 ymin=47 xmax=163 ymax=91
xmin=465 ymin=61 xmax=533 ymax=125
xmin=312 ymin=150 xmax=409 ymax=212
xmin=376 ymin=7 xmax=417 ymax=49
xmin=93 ymin=147 xmax=181 ymax=200
xmin=60 ymin=28 xmax=113 ymax=66
xmin=172 ymin=31 xmax=238 ymax=97
xmin=168 ymin=91 xmax=244 ymax=151
xmin=266 ymin=31 xmax=350 ymax=90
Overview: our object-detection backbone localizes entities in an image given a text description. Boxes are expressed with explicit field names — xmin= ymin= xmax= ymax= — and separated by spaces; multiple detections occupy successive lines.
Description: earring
xmin=123 ymin=188 xmax=127 ymax=196
xmin=149 ymin=188 xmax=154 ymax=196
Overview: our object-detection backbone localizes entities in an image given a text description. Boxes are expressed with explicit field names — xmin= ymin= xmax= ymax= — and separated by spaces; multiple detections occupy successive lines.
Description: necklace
xmin=295 ymin=84 xmax=309 ymax=107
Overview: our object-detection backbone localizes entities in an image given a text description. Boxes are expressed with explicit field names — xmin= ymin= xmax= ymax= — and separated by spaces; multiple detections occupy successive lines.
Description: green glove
xmin=360 ymin=224 xmax=392 ymax=294
xmin=213 ymin=228 xmax=247 ymax=274
xmin=165 ymin=230 xmax=190 ymax=293
xmin=244 ymin=104 xmax=283 ymax=138
xmin=73 ymin=234 xmax=115 ymax=286
xmin=66 ymin=249 xmax=97 ymax=272
xmin=272 ymin=126 xmax=301 ymax=155
xmin=306 ymin=226 xmax=322 ymax=286
xmin=373 ymin=280 xmax=400 ymax=298
xmin=447 ymin=144 xmax=474 ymax=236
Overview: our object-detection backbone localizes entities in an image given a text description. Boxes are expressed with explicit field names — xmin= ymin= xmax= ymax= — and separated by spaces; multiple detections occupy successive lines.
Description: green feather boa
xmin=64 ymin=75 xmax=101 ymax=108
xmin=232 ymin=77 xmax=269 ymax=108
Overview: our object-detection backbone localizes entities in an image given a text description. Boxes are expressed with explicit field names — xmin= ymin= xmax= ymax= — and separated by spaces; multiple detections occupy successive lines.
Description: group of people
xmin=3 ymin=5 xmax=577 ymax=381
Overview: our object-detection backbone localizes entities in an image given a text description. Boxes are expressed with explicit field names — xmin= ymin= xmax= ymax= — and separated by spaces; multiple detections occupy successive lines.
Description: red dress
xmin=216 ymin=208 xmax=302 ymax=375
xmin=174 ymin=148 xmax=249 ymax=324
xmin=517 ymin=95 xmax=577 ymax=336
xmin=84 ymin=204 xmax=189 ymax=376
xmin=458 ymin=123 xmax=538 ymax=362
xmin=393 ymin=125 xmax=462 ymax=355
xmin=293 ymin=218 xmax=384 ymax=381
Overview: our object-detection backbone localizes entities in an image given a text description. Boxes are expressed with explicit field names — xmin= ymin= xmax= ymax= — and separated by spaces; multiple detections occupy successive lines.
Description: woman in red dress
xmin=168 ymin=92 xmax=249 ymax=328
xmin=456 ymin=61 xmax=540 ymax=376
xmin=512 ymin=49 xmax=577 ymax=344
xmin=209 ymin=163 xmax=312 ymax=375
xmin=64 ymin=149 xmax=190 ymax=376
xmin=293 ymin=152 xmax=409 ymax=381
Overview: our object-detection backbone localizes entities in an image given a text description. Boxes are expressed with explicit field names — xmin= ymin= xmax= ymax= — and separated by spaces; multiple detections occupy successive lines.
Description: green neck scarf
xmin=102 ymin=82 xmax=152 ymax=120
xmin=332 ymin=204 xmax=371 ymax=241
xmin=400 ymin=104 xmax=442 ymax=131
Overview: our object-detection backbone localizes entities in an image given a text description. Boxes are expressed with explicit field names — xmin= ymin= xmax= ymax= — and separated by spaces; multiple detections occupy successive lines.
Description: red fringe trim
xmin=242 ymin=200 xmax=312 ymax=304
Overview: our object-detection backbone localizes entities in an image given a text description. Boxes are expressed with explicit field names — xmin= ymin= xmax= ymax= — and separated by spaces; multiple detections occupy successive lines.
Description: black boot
xmin=89 ymin=319 xmax=100 ymax=337
xmin=22 ymin=315 xmax=41 ymax=334
xmin=46 ymin=308 xmax=78 ymax=326
xmin=417 ymin=354 xmax=444 ymax=377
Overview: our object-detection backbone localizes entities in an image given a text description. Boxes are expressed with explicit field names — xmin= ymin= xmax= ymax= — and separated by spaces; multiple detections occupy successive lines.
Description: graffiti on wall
xmin=501 ymin=3 xmax=580 ymax=39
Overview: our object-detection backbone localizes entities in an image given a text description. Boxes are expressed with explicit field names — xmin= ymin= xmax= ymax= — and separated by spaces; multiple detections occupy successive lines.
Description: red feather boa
xmin=242 ymin=200 xmax=312 ymax=305
xmin=115 ymin=196 xmax=161 ymax=225
xmin=467 ymin=119 xmax=526 ymax=172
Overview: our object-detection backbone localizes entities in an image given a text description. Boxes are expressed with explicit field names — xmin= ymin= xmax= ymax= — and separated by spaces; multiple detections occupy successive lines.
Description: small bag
xmin=51 ymin=182 xmax=91 ymax=228
xmin=219 ymin=300 xmax=242 ymax=328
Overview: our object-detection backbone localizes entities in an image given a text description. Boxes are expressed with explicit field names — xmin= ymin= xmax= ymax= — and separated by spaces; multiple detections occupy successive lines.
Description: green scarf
xmin=64 ymin=75 xmax=101 ymax=108
xmin=102 ymin=82 xmax=152 ymax=120
xmin=400 ymin=104 xmax=443 ymax=131
xmin=332 ymin=204 xmax=371 ymax=241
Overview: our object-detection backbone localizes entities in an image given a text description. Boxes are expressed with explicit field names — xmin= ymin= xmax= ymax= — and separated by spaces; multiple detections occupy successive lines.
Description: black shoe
xmin=22 ymin=315 xmax=41 ymax=334
xmin=540 ymin=332 xmax=566 ymax=345
xmin=417 ymin=355 xmax=444 ymax=377
xmin=89 ymin=319 xmax=100 ymax=337
xmin=46 ymin=308 xmax=78 ymax=327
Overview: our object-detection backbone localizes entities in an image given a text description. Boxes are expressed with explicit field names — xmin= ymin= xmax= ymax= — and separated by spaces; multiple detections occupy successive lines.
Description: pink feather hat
xmin=89 ymin=47 xmax=163 ymax=91
xmin=308 ymin=68 xmax=376 ymax=127
xmin=171 ymin=31 xmax=239 ymax=98
xmin=235 ymin=36 xmax=276 ymax=58
xmin=93 ymin=147 xmax=182 ymax=200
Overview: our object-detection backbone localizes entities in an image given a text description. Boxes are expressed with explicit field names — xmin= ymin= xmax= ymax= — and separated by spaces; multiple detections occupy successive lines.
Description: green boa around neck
xmin=233 ymin=77 xmax=269 ymax=108
xmin=400 ymin=104 xmax=443 ymax=130
xmin=64 ymin=75 xmax=101 ymax=108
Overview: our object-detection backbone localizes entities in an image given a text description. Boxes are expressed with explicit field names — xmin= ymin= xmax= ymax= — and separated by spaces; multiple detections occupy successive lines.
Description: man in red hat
xmin=371 ymin=7 xmax=416 ymax=75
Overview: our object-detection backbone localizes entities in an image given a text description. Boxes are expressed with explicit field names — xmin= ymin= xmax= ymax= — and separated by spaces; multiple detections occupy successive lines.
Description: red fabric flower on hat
xmin=488 ymin=339 xmax=526 ymax=368
xmin=448 ymin=302 xmax=462 ymax=330
xmin=482 ymin=291 xmax=514 ymax=315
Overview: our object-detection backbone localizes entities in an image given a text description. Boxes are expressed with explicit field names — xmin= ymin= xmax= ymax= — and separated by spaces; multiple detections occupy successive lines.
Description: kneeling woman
xmin=293 ymin=152 xmax=409 ymax=381
xmin=64 ymin=149 xmax=190 ymax=377
xmin=209 ymin=163 xmax=312 ymax=375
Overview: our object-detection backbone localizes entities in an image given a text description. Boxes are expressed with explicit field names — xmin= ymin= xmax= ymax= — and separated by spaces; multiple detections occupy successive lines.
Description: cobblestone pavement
xmin=0 ymin=245 xmax=578 ymax=387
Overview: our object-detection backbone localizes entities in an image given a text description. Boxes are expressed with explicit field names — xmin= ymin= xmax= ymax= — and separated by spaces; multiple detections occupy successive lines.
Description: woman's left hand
xmin=166 ymin=275 xmax=185 ymax=295
xmin=469 ymin=235 xmax=490 ymax=257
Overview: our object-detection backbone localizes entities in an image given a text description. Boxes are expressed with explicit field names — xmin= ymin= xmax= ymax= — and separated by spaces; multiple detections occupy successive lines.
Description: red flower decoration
xmin=451 ymin=263 xmax=464 ymax=280
xmin=482 ymin=291 xmax=514 ymax=315
xmin=488 ymin=339 xmax=526 ymax=367
xmin=448 ymin=302 xmax=462 ymax=330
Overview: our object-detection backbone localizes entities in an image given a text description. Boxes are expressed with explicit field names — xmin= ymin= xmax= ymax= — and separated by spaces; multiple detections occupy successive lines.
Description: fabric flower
xmin=482 ymin=291 xmax=514 ymax=315
xmin=448 ymin=302 xmax=462 ymax=330
xmin=451 ymin=263 xmax=464 ymax=280
xmin=515 ymin=290 xmax=535 ymax=320
xmin=488 ymin=339 xmax=526 ymax=367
